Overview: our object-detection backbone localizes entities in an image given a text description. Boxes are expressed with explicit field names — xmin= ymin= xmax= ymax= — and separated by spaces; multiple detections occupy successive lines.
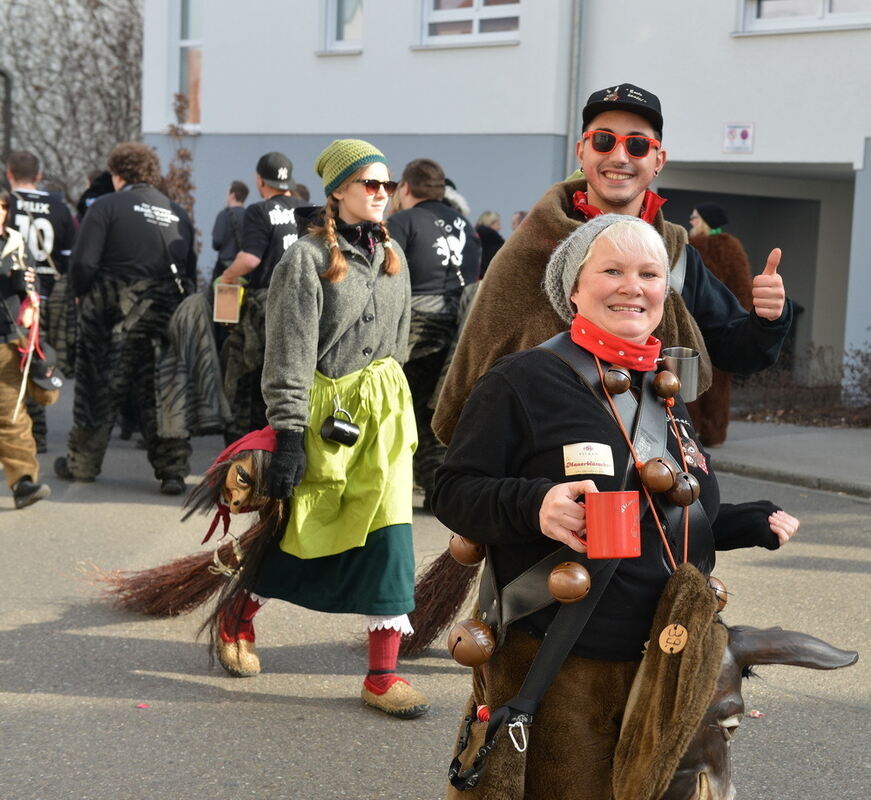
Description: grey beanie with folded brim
xmin=543 ymin=213 xmax=655 ymax=324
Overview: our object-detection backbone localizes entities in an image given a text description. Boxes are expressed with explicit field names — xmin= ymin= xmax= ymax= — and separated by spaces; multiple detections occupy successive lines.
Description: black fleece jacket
xmin=432 ymin=346 xmax=780 ymax=661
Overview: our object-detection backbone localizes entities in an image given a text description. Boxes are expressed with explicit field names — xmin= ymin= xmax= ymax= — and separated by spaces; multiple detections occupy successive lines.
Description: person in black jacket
xmin=210 ymin=179 xmax=248 ymax=282
xmin=433 ymin=215 xmax=798 ymax=799
xmin=217 ymin=152 xmax=301 ymax=444
xmin=54 ymin=142 xmax=197 ymax=494
xmin=218 ymin=152 xmax=300 ymax=291
xmin=387 ymin=158 xmax=481 ymax=508
xmin=474 ymin=210 xmax=505 ymax=278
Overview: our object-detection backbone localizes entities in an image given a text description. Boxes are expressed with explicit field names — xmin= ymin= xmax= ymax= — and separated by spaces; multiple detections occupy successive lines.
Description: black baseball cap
xmin=29 ymin=344 xmax=64 ymax=392
xmin=582 ymin=83 xmax=663 ymax=136
xmin=256 ymin=152 xmax=295 ymax=191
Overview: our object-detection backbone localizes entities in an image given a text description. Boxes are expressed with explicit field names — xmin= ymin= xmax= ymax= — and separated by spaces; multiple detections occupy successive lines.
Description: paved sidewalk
xmin=709 ymin=420 xmax=871 ymax=498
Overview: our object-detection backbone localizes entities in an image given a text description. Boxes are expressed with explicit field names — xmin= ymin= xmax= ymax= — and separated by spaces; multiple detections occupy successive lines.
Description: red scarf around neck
xmin=572 ymin=189 xmax=667 ymax=225
xmin=570 ymin=315 xmax=661 ymax=372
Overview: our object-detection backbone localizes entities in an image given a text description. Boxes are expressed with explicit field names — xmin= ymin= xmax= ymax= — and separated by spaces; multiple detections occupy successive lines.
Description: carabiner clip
xmin=508 ymin=720 xmax=528 ymax=753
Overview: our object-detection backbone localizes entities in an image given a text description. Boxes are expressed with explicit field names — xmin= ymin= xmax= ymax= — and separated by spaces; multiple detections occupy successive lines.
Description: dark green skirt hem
xmin=255 ymin=523 xmax=415 ymax=615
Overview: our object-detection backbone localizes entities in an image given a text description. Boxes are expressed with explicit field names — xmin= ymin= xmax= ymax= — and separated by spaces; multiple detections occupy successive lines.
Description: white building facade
xmin=142 ymin=0 xmax=871 ymax=378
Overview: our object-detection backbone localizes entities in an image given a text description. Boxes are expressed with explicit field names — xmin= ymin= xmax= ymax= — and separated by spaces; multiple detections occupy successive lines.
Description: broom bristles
xmin=91 ymin=529 xmax=258 ymax=617
xmin=400 ymin=549 xmax=480 ymax=657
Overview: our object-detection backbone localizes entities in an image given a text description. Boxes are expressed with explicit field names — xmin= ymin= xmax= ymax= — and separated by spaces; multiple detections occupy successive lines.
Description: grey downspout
xmin=564 ymin=0 xmax=584 ymax=177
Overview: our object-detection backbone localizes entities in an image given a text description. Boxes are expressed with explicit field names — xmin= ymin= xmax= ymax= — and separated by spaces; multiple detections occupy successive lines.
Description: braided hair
xmin=311 ymin=171 xmax=401 ymax=283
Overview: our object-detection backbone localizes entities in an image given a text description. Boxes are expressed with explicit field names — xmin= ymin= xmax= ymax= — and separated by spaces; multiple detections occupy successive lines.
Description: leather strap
xmin=669 ymin=245 xmax=688 ymax=296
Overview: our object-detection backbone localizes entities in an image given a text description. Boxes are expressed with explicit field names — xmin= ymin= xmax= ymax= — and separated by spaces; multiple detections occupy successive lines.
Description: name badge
xmin=563 ymin=442 xmax=614 ymax=476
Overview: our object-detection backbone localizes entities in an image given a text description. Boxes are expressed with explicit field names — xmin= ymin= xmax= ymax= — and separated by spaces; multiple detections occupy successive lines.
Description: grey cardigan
xmin=262 ymin=232 xmax=411 ymax=432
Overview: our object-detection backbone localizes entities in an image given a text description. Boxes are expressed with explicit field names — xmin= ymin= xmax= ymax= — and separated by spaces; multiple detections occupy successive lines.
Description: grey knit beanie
xmin=543 ymin=214 xmax=657 ymax=323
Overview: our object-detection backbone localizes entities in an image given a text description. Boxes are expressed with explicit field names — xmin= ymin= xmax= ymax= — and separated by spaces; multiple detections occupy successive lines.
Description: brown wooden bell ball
xmin=547 ymin=561 xmax=592 ymax=604
xmin=448 ymin=533 xmax=485 ymax=566
xmin=447 ymin=619 xmax=496 ymax=666
xmin=654 ymin=370 xmax=681 ymax=399
xmin=640 ymin=458 xmax=678 ymax=493
xmin=603 ymin=366 xmax=632 ymax=395
xmin=708 ymin=576 xmax=728 ymax=612
xmin=665 ymin=471 xmax=701 ymax=506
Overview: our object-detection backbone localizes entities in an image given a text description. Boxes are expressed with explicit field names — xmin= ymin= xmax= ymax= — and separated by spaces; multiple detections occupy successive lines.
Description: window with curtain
xmin=742 ymin=0 xmax=871 ymax=31
xmin=178 ymin=0 xmax=202 ymax=124
xmin=326 ymin=0 xmax=363 ymax=50
xmin=422 ymin=0 xmax=520 ymax=45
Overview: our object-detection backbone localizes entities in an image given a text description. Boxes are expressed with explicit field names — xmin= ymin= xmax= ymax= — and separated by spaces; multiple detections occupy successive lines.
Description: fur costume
xmin=432 ymin=178 xmax=712 ymax=445
xmin=612 ymin=563 xmax=727 ymax=800
xmin=686 ymin=233 xmax=753 ymax=447
xmin=447 ymin=566 xmax=726 ymax=800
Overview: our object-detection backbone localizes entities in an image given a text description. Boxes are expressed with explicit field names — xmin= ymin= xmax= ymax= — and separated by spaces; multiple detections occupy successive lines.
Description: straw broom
xmin=400 ymin=550 xmax=480 ymax=657
xmin=92 ymin=529 xmax=258 ymax=617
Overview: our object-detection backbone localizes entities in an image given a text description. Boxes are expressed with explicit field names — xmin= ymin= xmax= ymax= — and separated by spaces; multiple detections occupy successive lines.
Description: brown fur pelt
xmin=612 ymin=564 xmax=728 ymax=800
xmin=400 ymin=551 xmax=481 ymax=657
xmin=687 ymin=366 xmax=732 ymax=447
xmin=447 ymin=630 xmax=639 ymax=800
xmin=432 ymin=179 xmax=712 ymax=445
xmin=689 ymin=232 xmax=754 ymax=312
xmin=686 ymin=232 xmax=754 ymax=446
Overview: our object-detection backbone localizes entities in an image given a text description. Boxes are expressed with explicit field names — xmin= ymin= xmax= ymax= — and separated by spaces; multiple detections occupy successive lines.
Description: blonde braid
xmin=377 ymin=220 xmax=400 ymax=276
xmin=313 ymin=196 xmax=348 ymax=283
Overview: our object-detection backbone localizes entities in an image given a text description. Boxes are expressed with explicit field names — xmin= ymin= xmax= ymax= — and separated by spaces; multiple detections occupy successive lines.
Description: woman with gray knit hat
xmin=432 ymin=215 xmax=797 ymax=797
xmin=209 ymin=138 xmax=429 ymax=719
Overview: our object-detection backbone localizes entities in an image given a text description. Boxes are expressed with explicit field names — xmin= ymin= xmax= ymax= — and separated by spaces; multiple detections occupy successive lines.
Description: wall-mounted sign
xmin=723 ymin=123 xmax=754 ymax=154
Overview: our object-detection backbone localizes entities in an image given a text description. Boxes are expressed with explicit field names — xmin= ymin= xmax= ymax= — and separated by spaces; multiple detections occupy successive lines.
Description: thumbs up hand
xmin=752 ymin=248 xmax=786 ymax=321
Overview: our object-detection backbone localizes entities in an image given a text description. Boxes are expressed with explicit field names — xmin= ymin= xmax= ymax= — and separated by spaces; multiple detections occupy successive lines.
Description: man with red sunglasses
xmin=433 ymin=82 xmax=792 ymax=445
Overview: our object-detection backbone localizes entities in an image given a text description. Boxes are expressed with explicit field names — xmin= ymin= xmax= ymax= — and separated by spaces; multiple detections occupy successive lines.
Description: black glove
xmin=265 ymin=430 xmax=307 ymax=499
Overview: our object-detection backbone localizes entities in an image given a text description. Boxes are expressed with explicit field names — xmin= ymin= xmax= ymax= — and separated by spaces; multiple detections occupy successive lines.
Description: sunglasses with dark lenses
xmin=583 ymin=130 xmax=661 ymax=159
xmin=353 ymin=179 xmax=398 ymax=196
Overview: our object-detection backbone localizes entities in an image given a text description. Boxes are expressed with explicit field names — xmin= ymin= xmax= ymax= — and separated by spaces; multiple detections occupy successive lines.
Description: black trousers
xmin=66 ymin=279 xmax=191 ymax=480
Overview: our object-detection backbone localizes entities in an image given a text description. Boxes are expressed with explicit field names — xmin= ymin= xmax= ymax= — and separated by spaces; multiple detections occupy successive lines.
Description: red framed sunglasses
xmin=353 ymin=179 xmax=398 ymax=196
xmin=583 ymin=130 xmax=661 ymax=159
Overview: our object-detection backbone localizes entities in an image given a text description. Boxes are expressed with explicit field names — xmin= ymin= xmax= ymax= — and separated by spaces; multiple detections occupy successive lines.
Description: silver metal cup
xmin=660 ymin=347 xmax=700 ymax=402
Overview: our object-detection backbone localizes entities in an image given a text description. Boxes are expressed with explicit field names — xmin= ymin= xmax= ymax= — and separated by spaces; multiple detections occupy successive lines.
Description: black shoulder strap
xmin=133 ymin=185 xmax=188 ymax=296
xmin=229 ymin=208 xmax=243 ymax=251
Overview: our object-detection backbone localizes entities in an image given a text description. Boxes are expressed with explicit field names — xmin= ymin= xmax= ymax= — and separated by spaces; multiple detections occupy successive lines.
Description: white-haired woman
xmin=433 ymin=214 xmax=797 ymax=797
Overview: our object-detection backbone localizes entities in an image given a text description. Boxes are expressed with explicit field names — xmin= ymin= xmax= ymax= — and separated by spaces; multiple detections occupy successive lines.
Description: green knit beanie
xmin=315 ymin=138 xmax=388 ymax=196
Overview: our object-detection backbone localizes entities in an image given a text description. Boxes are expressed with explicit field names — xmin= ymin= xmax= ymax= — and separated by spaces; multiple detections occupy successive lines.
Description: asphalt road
xmin=2 ymin=399 xmax=869 ymax=799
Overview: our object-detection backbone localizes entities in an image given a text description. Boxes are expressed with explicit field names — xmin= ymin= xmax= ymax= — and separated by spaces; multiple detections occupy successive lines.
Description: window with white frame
xmin=325 ymin=0 xmax=363 ymax=51
xmin=177 ymin=0 xmax=202 ymax=124
xmin=742 ymin=0 xmax=871 ymax=31
xmin=422 ymin=0 xmax=520 ymax=46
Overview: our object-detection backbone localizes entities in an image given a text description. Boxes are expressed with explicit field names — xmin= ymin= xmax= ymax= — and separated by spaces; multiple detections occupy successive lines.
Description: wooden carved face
xmin=222 ymin=455 xmax=258 ymax=513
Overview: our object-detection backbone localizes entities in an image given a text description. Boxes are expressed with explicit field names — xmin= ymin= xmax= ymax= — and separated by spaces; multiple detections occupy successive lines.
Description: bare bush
xmin=0 ymin=0 xmax=143 ymax=203
xmin=164 ymin=94 xmax=197 ymax=220
xmin=733 ymin=341 xmax=871 ymax=427
xmin=843 ymin=339 xmax=871 ymax=409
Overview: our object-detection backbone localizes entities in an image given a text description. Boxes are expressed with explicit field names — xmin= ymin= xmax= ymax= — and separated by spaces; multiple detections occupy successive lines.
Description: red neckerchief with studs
xmin=570 ymin=314 xmax=661 ymax=371
xmin=571 ymin=189 xmax=667 ymax=225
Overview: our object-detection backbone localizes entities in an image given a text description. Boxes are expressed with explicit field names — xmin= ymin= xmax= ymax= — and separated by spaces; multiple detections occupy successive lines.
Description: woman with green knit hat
xmin=211 ymin=138 xmax=429 ymax=718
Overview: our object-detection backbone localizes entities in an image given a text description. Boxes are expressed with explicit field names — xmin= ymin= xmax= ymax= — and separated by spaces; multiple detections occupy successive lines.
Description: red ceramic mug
xmin=578 ymin=490 xmax=642 ymax=559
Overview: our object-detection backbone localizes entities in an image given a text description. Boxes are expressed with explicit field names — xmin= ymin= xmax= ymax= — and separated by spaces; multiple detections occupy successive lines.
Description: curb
xmin=714 ymin=460 xmax=871 ymax=499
